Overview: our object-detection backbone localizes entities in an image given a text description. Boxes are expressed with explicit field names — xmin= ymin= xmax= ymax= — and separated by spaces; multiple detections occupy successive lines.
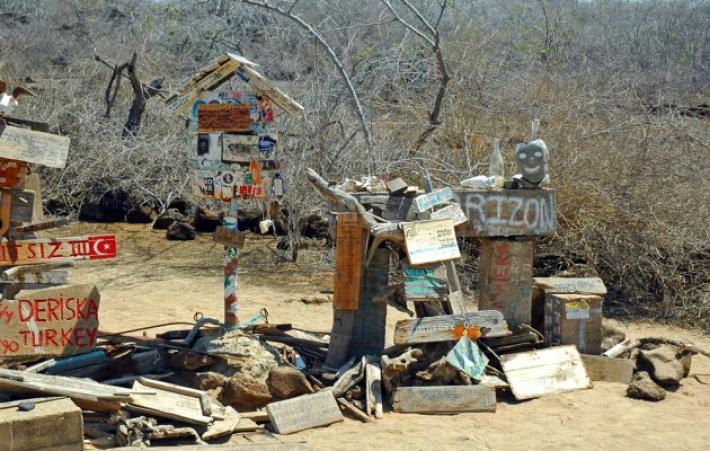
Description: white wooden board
xmin=266 ymin=391 xmax=343 ymax=435
xmin=500 ymin=345 xmax=592 ymax=400
xmin=430 ymin=202 xmax=467 ymax=225
xmin=402 ymin=219 xmax=461 ymax=265
xmin=392 ymin=386 xmax=496 ymax=414
xmin=129 ymin=380 xmax=212 ymax=425
xmin=0 ymin=126 xmax=70 ymax=168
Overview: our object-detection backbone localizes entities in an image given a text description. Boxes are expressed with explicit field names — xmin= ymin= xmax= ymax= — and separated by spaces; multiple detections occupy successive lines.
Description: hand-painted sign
xmin=0 ymin=125 xmax=70 ymax=169
xmin=402 ymin=262 xmax=448 ymax=300
xmin=0 ymin=159 xmax=26 ymax=188
xmin=430 ymin=202 xmax=467 ymax=225
xmin=0 ymin=235 xmax=117 ymax=267
xmin=402 ymin=219 xmax=461 ymax=265
xmin=0 ymin=285 xmax=100 ymax=359
xmin=415 ymin=187 xmax=453 ymax=212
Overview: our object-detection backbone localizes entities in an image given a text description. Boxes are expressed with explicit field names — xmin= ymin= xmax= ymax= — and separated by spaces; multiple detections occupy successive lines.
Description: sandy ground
xmin=66 ymin=223 xmax=710 ymax=451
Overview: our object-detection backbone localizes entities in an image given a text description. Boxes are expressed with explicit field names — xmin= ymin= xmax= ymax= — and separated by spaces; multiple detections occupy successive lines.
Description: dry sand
xmin=68 ymin=223 xmax=710 ymax=451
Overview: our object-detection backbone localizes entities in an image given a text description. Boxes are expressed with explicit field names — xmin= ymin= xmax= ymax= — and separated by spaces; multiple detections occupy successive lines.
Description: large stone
xmin=166 ymin=221 xmax=196 ymax=240
xmin=639 ymin=345 xmax=692 ymax=387
xmin=267 ymin=366 xmax=314 ymax=400
xmin=601 ymin=321 xmax=626 ymax=352
xmin=194 ymin=371 xmax=227 ymax=391
xmin=125 ymin=205 xmax=157 ymax=223
xmin=192 ymin=206 xmax=221 ymax=232
xmin=220 ymin=373 xmax=273 ymax=410
xmin=154 ymin=208 xmax=187 ymax=229
xmin=627 ymin=371 xmax=666 ymax=401
xmin=169 ymin=351 xmax=216 ymax=371
xmin=193 ymin=332 xmax=280 ymax=380
xmin=79 ymin=186 xmax=135 ymax=222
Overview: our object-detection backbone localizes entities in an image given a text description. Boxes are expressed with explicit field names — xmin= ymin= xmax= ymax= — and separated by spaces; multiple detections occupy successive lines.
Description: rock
xmin=193 ymin=332 xmax=281 ymax=380
xmin=639 ymin=345 xmax=691 ymax=387
xmin=167 ymin=198 xmax=198 ymax=217
xmin=166 ymin=221 xmax=196 ymax=240
xmin=168 ymin=351 xmax=216 ymax=371
xmin=267 ymin=367 xmax=314 ymax=400
xmin=627 ymin=371 xmax=666 ymax=401
xmin=125 ymin=206 xmax=157 ymax=223
xmin=154 ymin=208 xmax=187 ymax=229
xmin=601 ymin=321 xmax=626 ymax=352
xmin=220 ymin=373 xmax=273 ymax=410
xmin=192 ymin=206 xmax=221 ymax=232
xmin=79 ymin=186 xmax=135 ymax=222
xmin=193 ymin=372 xmax=227 ymax=391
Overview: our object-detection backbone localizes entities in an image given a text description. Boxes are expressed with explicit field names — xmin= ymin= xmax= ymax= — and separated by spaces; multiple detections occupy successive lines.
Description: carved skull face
xmin=515 ymin=139 xmax=548 ymax=184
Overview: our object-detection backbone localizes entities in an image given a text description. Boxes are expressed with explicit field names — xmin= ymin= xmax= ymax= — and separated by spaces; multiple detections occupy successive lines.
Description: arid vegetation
xmin=0 ymin=0 xmax=707 ymax=329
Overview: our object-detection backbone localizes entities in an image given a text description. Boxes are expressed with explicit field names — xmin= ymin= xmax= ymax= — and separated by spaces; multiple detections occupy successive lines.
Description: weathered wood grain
xmin=351 ymin=248 xmax=389 ymax=357
xmin=0 ymin=397 xmax=83 ymax=451
xmin=198 ymin=103 xmax=252 ymax=132
xmin=544 ymin=293 xmax=603 ymax=355
xmin=500 ymin=345 xmax=592 ymax=400
xmin=479 ymin=238 xmax=533 ymax=328
xmin=392 ymin=385 xmax=496 ymax=414
xmin=266 ymin=391 xmax=343 ymax=435
xmin=0 ymin=125 xmax=70 ymax=169
xmin=365 ymin=358 xmax=383 ymax=418
xmin=402 ymin=219 xmax=460 ymax=265
xmin=394 ymin=310 xmax=510 ymax=345
xmin=533 ymin=277 xmax=607 ymax=295
xmin=129 ymin=380 xmax=213 ymax=425
xmin=9 ymin=189 xmax=36 ymax=224
xmin=333 ymin=213 xmax=364 ymax=310
xmin=324 ymin=309 xmax=356 ymax=370
xmin=580 ymin=354 xmax=633 ymax=383
xmin=452 ymin=188 xmax=557 ymax=237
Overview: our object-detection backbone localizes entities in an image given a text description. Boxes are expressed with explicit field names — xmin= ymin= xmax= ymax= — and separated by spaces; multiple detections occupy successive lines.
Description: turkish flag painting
xmin=87 ymin=235 xmax=117 ymax=260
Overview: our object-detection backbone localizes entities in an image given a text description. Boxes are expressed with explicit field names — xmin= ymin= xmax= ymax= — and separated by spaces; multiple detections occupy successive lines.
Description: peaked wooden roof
xmin=166 ymin=53 xmax=303 ymax=116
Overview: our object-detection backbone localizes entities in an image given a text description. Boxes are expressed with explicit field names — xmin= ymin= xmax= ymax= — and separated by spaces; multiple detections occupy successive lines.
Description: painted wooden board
xmin=0 ymin=397 xmax=83 ymax=451
xmin=580 ymin=354 xmax=634 ymax=384
xmin=386 ymin=178 xmax=408 ymax=194
xmin=214 ymin=226 xmax=247 ymax=248
xmin=198 ymin=103 xmax=252 ymax=132
xmin=533 ymin=277 xmax=607 ymax=295
xmin=8 ymin=189 xmax=36 ymax=224
xmin=452 ymin=188 xmax=556 ymax=237
xmin=430 ymin=202 xmax=467 ymax=225
xmin=350 ymin=248 xmax=389 ymax=357
xmin=0 ymin=269 xmax=68 ymax=285
xmin=234 ymin=60 xmax=304 ymax=117
xmin=0 ymin=125 xmax=70 ymax=168
xmin=394 ymin=310 xmax=510 ymax=345
xmin=166 ymin=59 xmax=241 ymax=114
xmin=544 ymin=293 xmax=603 ymax=354
xmin=0 ymin=234 xmax=117 ymax=266
xmin=324 ymin=309 xmax=355 ymax=370
xmin=415 ymin=187 xmax=453 ymax=212
xmin=10 ymin=219 xmax=70 ymax=235
xmin=392 ymin=386 xmax=496 ymax=414
xmin=334 ymin=213 xmax=364 ymax=310
xmin=402 ymin=262 xmax=448 ymax=300
xmin=479 ymin=238 xmax=533 ymax=328
xmin=500 ymin=345 xmax=592 ymax=400
xmin=0 ymin=284 xmax=99 ymax=359
xmin=266 ymin=390 xmax=343 ymax=435
xmin=0 ymin=368 xmax=133 ymax=402
xmin=129 ymin=380 xmax=213 ymax=425
xmin=0 ymin=159 xmax=26 ymax=188
xmin=402 ymin=219 xmax=461 ymax=265
xmin=365 ymin=359 xmax=383 ymax=419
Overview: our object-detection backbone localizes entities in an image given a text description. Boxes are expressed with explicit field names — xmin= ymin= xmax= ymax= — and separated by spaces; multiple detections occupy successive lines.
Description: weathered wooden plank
xmin=10 ymin=219 xmax=70 ymax=235
xmin=580 ymin=354 xmax=634 ymax=383
xmin=402 ymin=219 xmax=461 ymax=265
xmin=402 ymin=262 xmax=448 ymax=300
xmin=198 ymin=104 xmax=252 ymax=132
xmin=452 ymin=188 xmax=556 ymax=237
xmin=386 ymin=178 xmax=408 ymax=194
xmin=333 ymin=213 xmax=364 ymax=310
xmin=235 ymin=62 xmax=304 ymax=117
xmin=0 ymin=368 xmax=133 ymax=402
xmin=365 ymin=358 xmax=383 ymax=419
xmin=0 ymin=269 xmax=68 ymax=285
xmin=0 ymin=285 xmax=99 ymax=359
xmin=112 ymin=444 xmax=309 ymax=451
xmin=166 ymin=59 xmax=240 ymax=114
xmin=0 ymin=397 xmax=83 ymax=451
xmin=129 ymin=380 xmax=213 ymax=425
xmin=213 ymin=226 xmax=247 ymax=248
xmin=392 ymin=386 xmax=496 ymax=414
xmin=202 ymin=406 xmax=241 ymax=440
xmin=544 ymin=293 xmax=603 ymax=355
xmin=479 ymin=238 xmax=533 ymax=328
xmin=9 ymin=189 xmax=36 ymax=224
xmin=533 ymin=277 xmax=607 ymax=295
xmin=0 ymin=234 xmax=117 ymax=266
xmin=324 ymin=309 xmax=355 ymax=370
xmin=336 ymin=398 xmax=374 ymax=423
xmin=500 ymin=345 xmax=592 ymax=400
xmin=266 ymin=391 xmax=343 ymax=435
xmin=0 ymin=125 xmax=70 ymax=168
xmin=351 ymin=248 xmax=388 ymax=357
xmin=430 ymin=202 xmax=467 ymax=225
xmin=415 ymin=187 xmax=453 ymax=212
xmin=394 ymin=310 xmax=510 ymax=345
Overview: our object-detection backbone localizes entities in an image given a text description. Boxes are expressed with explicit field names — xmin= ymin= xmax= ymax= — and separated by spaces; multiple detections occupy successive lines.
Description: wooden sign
xmin=213 ymin=226 xmax=247 ymax=248
xmin=197 ymin=103 xmax=252 ymax=132
xmin=0 ymin=285 xmax=100 ymax=359
xmin=479 ymin=238 xmax=533 ymax=328
xmin=234 ymin=59 xmax=304 ymax=117
xmin=429 ymin=202 xmax=467 ymax=225
xmin=452 ymin=189 xmax=556 ymax=237
xmin=0 ymin=159 xmax=26 ymax=188
xmin=166 ymin=59 xmax=241 ymax=114
xmin=580 ymin=354 xmax=634 ymax=384
xmin=0 ymin=234 xmax=117 ymax=267
xmin=544 ymin=293 xmax=603 ymax=354
xmin=392 ymin=386 xmax=496 ymax=414
xmin=334 ymin=213 xmax=364 ymax=310
xmin=415 ymin=187 xmax=453 ymax=212
xmin=394 ymin=310 xmax=510 ymax=345
xmin=128 ymin=379 xmax=213 ymax=425
xmin=266 ymin=391 xmax=343 ymax=435
xmin=500 ymin=345 xmax=592 ymax=400
xmin=222 ymin=134 xmax=259 ymax=162
xmin=0 ymin=125 xmax=70 ymax=169
xmin=533 ymin=277 xmax=607 ymax=295
xmin=402 ymin=263 xmax=448 ymax=300
xmin=402 ymin=219 xmax=460 ymax=265
xmin=8 ymin=189 xmax=36 ymax=224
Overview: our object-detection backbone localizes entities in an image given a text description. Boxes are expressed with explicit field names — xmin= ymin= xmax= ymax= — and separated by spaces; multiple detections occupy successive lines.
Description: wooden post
xmin=478 ymin=238 xmax=533 ymax=328
xmin=350 ymin=247 xmax=389 ymax=358
xmin=223 ymin=199 xmax=239 ymax=328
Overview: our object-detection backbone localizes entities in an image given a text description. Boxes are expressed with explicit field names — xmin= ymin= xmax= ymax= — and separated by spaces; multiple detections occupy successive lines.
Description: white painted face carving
xmin=515 ymin=140 xmax=548 ymax=184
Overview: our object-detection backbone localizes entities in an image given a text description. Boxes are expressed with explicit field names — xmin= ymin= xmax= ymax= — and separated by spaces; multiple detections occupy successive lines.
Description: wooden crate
xmin=544 ymin=293 xmax=603 ymax=355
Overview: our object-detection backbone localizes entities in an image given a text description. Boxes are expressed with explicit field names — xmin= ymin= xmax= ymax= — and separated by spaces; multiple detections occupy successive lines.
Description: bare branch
xmin=381 ymin=0 xmax=434 ymax=46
